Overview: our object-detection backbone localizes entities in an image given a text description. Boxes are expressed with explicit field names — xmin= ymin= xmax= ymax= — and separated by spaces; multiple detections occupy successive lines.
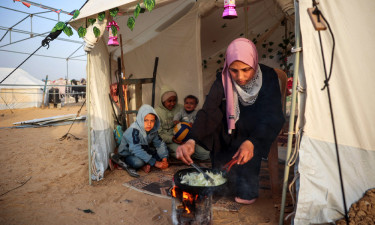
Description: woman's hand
xmin=176 ymin=139 xmax=195 ymax=165
xmin=232 ymin=140 xmax=254 ymax=165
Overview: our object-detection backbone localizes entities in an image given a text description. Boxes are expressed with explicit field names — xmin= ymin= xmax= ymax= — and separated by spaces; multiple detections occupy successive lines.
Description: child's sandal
xmin=110 ymin=153 xmax=140 ymax=178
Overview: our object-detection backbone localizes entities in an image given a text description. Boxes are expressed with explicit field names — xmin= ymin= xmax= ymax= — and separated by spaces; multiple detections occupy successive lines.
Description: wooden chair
xmin=267 ymin=68 xmax=287 ymax=203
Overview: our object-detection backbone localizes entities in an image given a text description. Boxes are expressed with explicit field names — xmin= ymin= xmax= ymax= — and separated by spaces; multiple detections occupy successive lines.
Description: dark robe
xmin=190 ymin=64 xmax=285 ymax=200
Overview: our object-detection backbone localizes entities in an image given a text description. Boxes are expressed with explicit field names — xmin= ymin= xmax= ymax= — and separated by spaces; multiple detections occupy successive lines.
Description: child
xmin=156 ymin=86 xmax=209 ymax=160
xmin=173 ymin=95 xmax=199 ymax=126
xmin=117 ymin=104 xmax=169 ymax=173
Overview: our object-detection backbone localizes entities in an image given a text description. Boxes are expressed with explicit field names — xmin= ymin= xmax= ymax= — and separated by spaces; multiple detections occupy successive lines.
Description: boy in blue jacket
xmin=117 ymin=104 xmax=169 ymax=173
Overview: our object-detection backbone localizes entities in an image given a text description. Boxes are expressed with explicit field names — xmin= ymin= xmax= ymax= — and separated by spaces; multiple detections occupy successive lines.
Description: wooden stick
xmin=119 ymin=34 xmax=130 ymax=127
xmin=117 ymin=57 xmax=126 ymax=130
xmin=151 ymin=57 xmax=159 ymax=107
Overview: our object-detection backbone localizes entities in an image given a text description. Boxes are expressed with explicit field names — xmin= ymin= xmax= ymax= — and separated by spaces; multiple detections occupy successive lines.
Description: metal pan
xmin=173 ymin=167 xmax=228 ymax=196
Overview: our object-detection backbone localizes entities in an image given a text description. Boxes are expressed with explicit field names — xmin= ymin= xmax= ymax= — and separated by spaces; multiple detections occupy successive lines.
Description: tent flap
xmin=87 ymin=39 xmax=115 ymax=180
xmin=295 ymin=0 xmax=375 ymax=223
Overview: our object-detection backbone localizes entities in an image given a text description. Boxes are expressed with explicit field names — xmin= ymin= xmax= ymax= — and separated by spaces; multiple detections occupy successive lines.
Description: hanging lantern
xmin=222 ymin=0 xmax=237 ymax=19
xmin=106 ymin=21 xmax=120 ymax=46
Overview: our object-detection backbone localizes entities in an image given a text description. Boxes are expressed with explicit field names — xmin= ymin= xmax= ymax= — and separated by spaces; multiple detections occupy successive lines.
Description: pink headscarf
xmin=222 ymin=38 xmax=258 ymax=134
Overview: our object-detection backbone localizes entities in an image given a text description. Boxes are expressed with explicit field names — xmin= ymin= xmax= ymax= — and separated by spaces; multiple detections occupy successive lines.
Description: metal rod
xmin=30 ymin=14 xmax=33 ymax=37
xmin=0 ymin=45 xmax=42 ymax=84
xmin=0 ymin=84 xmax=86 ymax=87
xmin=66 ymin=59 xmax=69 ymax=104
xmin=41 ymin=75 xmax=48 ymax=108
xmin=0 ymin=15 xmax=30 ymax=42
xmin=244 ymin=0 xmax=248 ymax=38
xmin=0 ymin=29 xmax=84 ymax=48
xmin=0 ymin=49 xmax=85 ymax=61
xmin=0 ymin=96 xmax=14 ymax=113
xmin=14 ymin=0 xmax=72 ymax=15
xmin=69 ymin=54 xmax=86 ymax=59
xmin=0 ymin=91 xmax=85 ymax=95
xmin=67 ymin=44 xmax=84 ymax=59
xmin=0 ymin=26 xmax=84 ymax=44
xmin=279 ymin=0 xmax=301 ymax=224
xmin=33 ymin=10 xmax=51 ymax=15
xmin=0 ymin=6 xmax=59 ymax=22
xmin=0 ymin=31 xmax=48 ymax=48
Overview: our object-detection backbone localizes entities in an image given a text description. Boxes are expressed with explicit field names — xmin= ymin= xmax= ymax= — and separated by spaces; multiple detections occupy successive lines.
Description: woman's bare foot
xmin=235 ymin=197 xmax=257 ymax=205
xmin=141 ymin=164 xmax=151 ymax=173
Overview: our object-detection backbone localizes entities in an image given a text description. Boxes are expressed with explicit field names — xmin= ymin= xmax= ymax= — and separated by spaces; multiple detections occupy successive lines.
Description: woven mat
xmin=122 ymin=160 xmax=284 ymax=212
xmin=122 ymin=162 xmax=243 ymax=212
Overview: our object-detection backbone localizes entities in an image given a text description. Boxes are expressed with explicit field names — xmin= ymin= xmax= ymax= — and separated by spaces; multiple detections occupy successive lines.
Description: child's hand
xmin=155 ymin=158 xmax=169 ymax=169
xmin=162 ymin=158 xmax=169 ymax=168
xmin=173 ymin=137 xmax=182 ymax=144
xmin=173 ymin=120 xmax=180 ymax=125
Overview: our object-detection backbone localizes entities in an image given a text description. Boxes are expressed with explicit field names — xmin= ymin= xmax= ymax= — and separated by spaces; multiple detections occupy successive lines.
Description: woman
xmin=176 ymin=38 xmax=285 ymax=204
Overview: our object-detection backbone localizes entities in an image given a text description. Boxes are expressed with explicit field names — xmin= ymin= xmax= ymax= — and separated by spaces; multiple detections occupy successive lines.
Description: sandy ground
xmin=0 ymin=104 xmax=289 ymax=225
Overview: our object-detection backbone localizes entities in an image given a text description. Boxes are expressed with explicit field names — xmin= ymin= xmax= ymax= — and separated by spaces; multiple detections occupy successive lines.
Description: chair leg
xmin=268 ymin=140 xmax=280 ymax=203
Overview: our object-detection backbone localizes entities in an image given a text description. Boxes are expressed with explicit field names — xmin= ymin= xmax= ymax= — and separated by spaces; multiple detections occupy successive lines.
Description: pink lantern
xmin=222 ymin=0 xmax=237 ymax=19
xmin=106 ymin=21 xmax=120 ymax=46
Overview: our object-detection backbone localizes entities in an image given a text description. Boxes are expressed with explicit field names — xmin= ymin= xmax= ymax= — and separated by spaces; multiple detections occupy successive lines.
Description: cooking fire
xmin=171 ymin=185 xmax=213 ymax=225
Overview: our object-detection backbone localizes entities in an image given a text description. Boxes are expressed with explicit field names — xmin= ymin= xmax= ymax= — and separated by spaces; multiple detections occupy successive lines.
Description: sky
xmin=0 ymin=0 xmax=88 ymax=81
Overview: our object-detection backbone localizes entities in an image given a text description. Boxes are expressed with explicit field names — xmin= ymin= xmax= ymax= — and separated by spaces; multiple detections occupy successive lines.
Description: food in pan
xmin=180 ymin=171 xmax=227 ymax=187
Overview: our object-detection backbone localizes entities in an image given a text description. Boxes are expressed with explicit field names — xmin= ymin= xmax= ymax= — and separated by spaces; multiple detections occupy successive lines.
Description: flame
xmin=182 ymin=191 xmax=194 ymax=202
xmin=171 ymin=186 xmax=177 ymax=198
xmin=182 ymin=191 xmax=197 ymax=214
xmin=172 ymin=186 xmax=199 ymax=214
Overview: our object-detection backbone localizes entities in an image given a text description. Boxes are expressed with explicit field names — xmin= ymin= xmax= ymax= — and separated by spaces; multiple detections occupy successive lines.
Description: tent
xmin=71 ymin=0 xmax=375 ymax=224
xmin=70 ymin=0 xmax=294 ymax=181
xmin=0 ymin=68 xmax=45 ymax=110
xmin=293 ymin=1 xmax=375 ymax=224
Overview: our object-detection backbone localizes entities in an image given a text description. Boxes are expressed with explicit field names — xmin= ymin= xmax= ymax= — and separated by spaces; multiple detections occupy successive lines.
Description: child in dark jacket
xmin=118 ymin=104 xmax=169 ymax=173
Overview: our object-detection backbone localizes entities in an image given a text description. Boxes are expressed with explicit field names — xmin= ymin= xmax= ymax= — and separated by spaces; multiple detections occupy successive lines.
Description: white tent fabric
xmin=294 ymin=0 xmax=375 ymax=224
xmin=86 ymin=39 xmax=116 ymax=180
xmin=75 ymin=0 xmax=178 ymax=21
xmin=71 ymin=0 xmax=293 ymax=181
xmin=72 ymin=0 xmax=375 ymax=223
xmin=0 ymin=68 xmax=44 ymax=110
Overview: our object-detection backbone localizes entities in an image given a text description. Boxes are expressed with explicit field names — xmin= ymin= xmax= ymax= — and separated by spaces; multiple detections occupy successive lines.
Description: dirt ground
xmin=0 ymin=104 xmax=295 ymax=225
xmin=336 ymin=189 xmax=375 ymax=225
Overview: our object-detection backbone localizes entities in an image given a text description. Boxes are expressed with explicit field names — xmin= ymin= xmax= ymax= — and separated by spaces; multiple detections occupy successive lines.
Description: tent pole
xmin=66 ymin=59 xmax=69 ymax=104
xmin=87 ymin=53 xmax=92 ymax=186
xmin=119 ymin=34 xmax=130 ymax=128
xmin=244 ymin=0 xmax=248 ymax=39
xmin=41 ymin=75 xmax=48 ymax=108
xmin=151 ymin=57 xmax=159 ymax=108
xmin=0 ymin=96 xmax=14 ymax=113
xmin=279 ymin=0 xmax=301 ymax=224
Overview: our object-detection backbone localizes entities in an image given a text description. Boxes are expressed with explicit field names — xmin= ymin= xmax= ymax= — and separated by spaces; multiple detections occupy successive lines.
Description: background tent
xmin=70 ymin=0 xmax=295 ymax=181
xmin=0 ymin=68 xmax=44 ymax=110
